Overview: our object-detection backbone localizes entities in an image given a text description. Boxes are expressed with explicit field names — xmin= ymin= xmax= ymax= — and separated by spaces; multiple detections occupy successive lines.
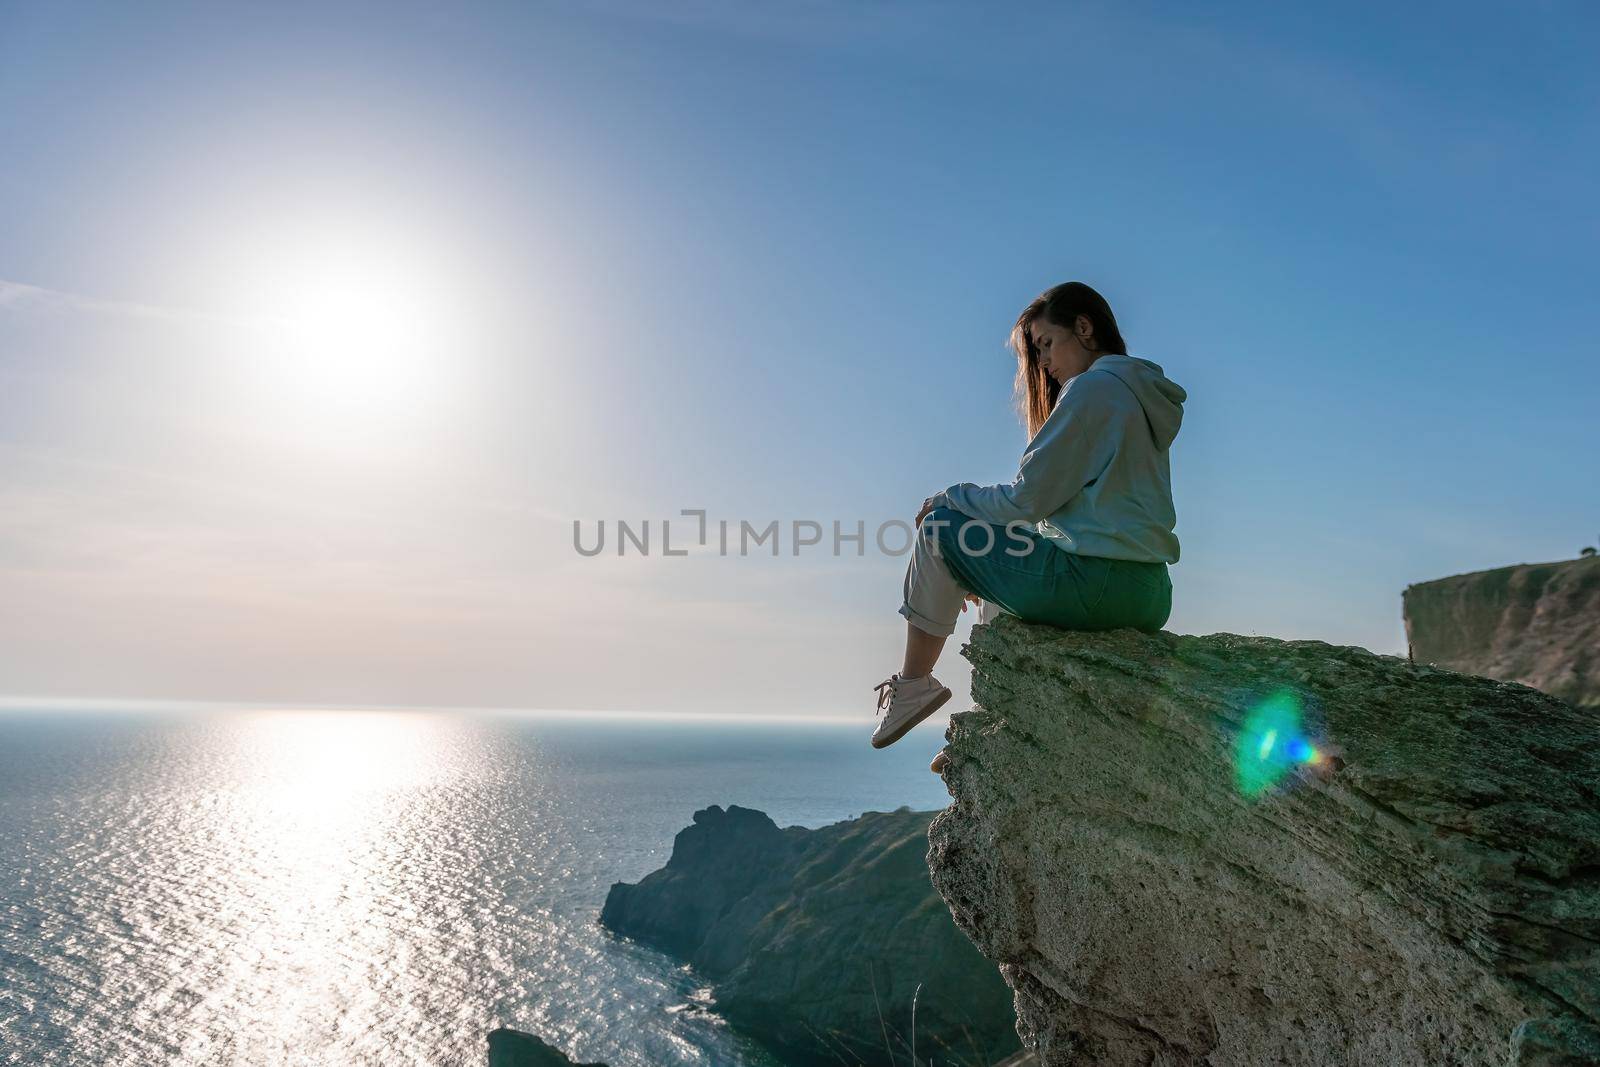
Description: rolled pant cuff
xmin=899 ymin=601 xmax=957 ymax=638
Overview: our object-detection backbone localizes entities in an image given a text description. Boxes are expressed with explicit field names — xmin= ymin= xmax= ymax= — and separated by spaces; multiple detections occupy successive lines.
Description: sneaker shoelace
xmin=873 ymin=676 xmax=900 ymax=719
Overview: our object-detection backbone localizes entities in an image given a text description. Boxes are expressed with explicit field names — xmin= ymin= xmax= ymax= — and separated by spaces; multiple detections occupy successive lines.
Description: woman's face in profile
xmin=1030 ymin=317 xmax=1088 ymax=384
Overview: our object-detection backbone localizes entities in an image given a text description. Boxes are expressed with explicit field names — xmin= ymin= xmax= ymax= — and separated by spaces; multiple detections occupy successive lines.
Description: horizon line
xmin=0 ymin=693 xmax=872 ymax=726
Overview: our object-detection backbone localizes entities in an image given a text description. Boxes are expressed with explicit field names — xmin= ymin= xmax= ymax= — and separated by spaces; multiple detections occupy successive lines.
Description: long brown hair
xmin=1008 ymin=281 xmax=1128 ymax=436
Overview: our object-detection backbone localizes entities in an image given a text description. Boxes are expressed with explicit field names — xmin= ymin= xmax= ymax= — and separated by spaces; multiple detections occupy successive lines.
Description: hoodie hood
xmin=1088 ymin=354 xmax=1186 ymax=450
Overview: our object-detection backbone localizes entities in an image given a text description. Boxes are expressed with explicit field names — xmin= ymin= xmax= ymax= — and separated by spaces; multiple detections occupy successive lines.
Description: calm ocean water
xmin=0 ymin=709 xmax=954 ymax=1067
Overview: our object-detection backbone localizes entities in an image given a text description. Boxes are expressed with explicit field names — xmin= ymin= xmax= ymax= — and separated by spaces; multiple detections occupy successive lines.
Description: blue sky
xmin=1 ymin=1 xmax=1595 ymax=716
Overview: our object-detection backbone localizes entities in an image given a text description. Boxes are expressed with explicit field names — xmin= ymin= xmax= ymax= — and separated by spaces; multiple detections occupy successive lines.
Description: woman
xmin=870 ymin=281 xmax=1186 ymax=764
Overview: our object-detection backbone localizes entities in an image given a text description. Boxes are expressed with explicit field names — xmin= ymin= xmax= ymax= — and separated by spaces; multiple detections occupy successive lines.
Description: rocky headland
xmin=927 ymin=614 xmax=1600 ymax=1065
xmin=600 ymin=803 xmax=1021 ymax=1066
xmin=1403 ymin=555 xmax=1598 ymax=708
xmin=487 ymin=1028 xmax=609 ymax=1067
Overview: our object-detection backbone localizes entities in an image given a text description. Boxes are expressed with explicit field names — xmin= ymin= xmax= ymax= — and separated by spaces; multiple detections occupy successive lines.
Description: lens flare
xmin=1235 ymin=689 xmax=1325 ymax=797
xmin=1257 ymin=729 xmax=1277 ymax=759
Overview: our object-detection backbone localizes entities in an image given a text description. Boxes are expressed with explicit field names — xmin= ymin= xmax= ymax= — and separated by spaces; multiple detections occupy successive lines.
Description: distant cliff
xmin=928 ymin=615 xmax=1600 ymax=1066
xmin=1404 ymin=556 xmax=1599 ymax=708
xmin=487 ymin=1028 xmax=608 ymax=1067
xmin=600 ymin=804 xmax=1020 ymax=1067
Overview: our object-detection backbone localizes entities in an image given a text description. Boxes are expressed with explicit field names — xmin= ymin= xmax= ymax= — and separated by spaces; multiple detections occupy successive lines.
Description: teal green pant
xmin=898 ymin=506 xmax=1172 ymax=637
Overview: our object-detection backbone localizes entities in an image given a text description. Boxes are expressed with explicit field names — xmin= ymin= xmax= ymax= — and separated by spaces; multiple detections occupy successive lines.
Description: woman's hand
xmin=915 ymin=496 xmax=940 ymax=526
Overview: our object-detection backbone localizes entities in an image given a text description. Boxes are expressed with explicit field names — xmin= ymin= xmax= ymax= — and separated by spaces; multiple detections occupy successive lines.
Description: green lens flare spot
xmin=1257 ymin=729 xmax=1278 ymax=759
xmin=1235 ymin=690 xmax=1323 ymax=797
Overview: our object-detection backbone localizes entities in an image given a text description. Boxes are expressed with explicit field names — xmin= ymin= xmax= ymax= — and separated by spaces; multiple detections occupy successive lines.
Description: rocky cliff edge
xmin=927 ymin=615 xmax=1600 ymax=1066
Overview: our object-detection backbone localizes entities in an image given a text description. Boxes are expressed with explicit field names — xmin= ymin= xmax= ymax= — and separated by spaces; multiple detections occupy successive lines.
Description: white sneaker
xmin=870 ymin=673 xmax=951 ymax=749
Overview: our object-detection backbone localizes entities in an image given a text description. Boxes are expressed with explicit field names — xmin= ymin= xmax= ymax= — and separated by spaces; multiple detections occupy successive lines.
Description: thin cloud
xmin=581 ymin=0 xmax=923 ymax=48
xmin=0 ymin=278 xmax=248 ymax=326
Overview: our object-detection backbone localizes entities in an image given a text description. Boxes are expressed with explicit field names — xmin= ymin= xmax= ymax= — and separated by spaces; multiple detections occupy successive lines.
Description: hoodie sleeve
xmin=934 ymin=371 xmax=1129 ymax=526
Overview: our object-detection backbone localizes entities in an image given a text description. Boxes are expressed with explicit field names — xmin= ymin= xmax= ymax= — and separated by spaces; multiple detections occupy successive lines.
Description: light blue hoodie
xmin=934 ymin=354 xmax=1186 ymax=564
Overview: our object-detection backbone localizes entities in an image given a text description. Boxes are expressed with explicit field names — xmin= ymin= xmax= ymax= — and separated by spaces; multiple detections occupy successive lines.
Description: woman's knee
xmin=920 ymin=507 xmax=987 ymax=552
xmin=921 ymin=505 xmax=970 ymax=532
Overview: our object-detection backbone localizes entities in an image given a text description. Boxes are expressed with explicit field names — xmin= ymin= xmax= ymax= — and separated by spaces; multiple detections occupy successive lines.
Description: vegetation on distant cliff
xmin=487 ymin=1028 xmax=609 ymax=1067
xmin=928 ymin=615 xmax=1600 ymax=1066
xmin=1404 ymin=555 xmax=1599 ymax=708
xmin=600 ymin=804 xmax=1021 ymax=1067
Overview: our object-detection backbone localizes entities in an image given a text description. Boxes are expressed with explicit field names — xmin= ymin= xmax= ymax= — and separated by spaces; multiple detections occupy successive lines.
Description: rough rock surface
xmin=1404 ymin=556 xmax=1599 ymax=709
xmin=601 ymin=804 xmax=1020 ymax=1066
xmin=487 ymin=1028 xmax=608 ymax=1067
xmin=927 ymin=615 xmax=1600 ymax=1066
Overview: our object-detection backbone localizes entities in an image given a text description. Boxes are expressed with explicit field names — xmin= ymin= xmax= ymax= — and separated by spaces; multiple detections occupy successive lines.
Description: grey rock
xmin=1510 ymin=1017 xmax=1600 ymax=1066
xmin=927 ymin=615 xmax=1600 ymax=1066
xmin=602 ymin=803 xmax=1020 ymax=1066
xmin=1404 ymin=556 xmax=1599 ymax=708
xmin=487 ymin=1027 xmax=608 ymax=1067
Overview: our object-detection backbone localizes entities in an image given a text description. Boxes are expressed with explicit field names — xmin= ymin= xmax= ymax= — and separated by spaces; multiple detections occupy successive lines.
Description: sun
xmin=271 ymin=245 xmax=442 ymax=399
xmin=215 ymin=220 xmax=469 ymax=451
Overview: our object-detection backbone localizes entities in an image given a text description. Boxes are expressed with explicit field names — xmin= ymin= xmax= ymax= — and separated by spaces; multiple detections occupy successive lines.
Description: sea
xmin=0 ymin=708 xmax=955 ymax=1067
